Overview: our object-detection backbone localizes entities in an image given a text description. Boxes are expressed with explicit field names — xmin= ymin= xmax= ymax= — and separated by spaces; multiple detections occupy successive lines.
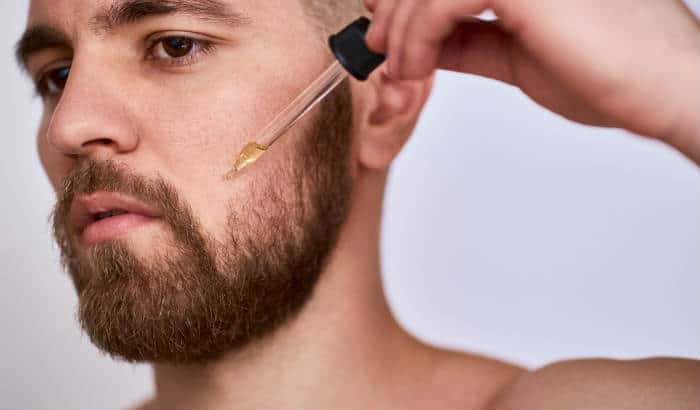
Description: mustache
xmin=52 ymin=160 xmax=200 ymax=246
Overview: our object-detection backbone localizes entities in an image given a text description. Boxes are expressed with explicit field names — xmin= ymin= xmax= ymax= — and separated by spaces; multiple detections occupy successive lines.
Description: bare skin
xmin=18 ymin=0 xmax=700 ymax=409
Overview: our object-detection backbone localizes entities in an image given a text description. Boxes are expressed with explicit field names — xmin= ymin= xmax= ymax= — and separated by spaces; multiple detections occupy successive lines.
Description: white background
xmin=3 ymin=2 xmax=699 ymax=409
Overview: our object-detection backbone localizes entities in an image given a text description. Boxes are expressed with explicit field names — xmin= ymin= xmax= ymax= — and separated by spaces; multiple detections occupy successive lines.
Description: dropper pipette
xmin=225 ymin=61 xmax=348 ymax=177
xmin=225 ymin=17 xmax=385 ymax=178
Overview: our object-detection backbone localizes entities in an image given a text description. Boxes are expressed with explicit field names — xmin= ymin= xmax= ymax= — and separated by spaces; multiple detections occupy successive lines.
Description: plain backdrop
xmin=3 ymin=2 xmax=699 ymax=409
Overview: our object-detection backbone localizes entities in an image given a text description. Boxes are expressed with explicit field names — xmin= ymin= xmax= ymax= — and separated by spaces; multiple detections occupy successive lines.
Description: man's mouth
xmin=69 ymin=192 xmax=161 ymax=246
xmin=94 ymin=210 xmax=130 ymax=221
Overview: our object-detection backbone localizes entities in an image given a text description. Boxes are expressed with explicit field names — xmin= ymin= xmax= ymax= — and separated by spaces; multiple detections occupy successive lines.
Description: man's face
xmin=22 ymin=0 xmax=356 ymax=363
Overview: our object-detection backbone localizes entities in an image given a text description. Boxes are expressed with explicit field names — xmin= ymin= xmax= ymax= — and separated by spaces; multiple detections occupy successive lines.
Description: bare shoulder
xmin=487 ymin=357 xmax=700 ymax=410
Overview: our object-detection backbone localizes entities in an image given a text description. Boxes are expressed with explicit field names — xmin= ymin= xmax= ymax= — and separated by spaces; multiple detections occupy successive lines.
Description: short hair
xmin=300 ymin=0 xmax=367 ymax=36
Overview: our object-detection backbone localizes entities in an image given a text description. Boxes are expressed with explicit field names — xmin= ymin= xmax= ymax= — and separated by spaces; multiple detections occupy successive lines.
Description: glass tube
xmin=225 ymin=60 xmax=349 ymax=178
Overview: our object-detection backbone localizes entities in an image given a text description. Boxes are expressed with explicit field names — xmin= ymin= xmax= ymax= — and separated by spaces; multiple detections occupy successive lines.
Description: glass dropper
xmin=224 ymin=17 xmax=385 ymax=178
xmin=224 ymin=61 xmax=348 ymax=178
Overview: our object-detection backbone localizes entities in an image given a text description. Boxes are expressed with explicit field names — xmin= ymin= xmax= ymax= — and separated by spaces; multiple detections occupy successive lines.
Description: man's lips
xmin=69 ymin=192 xmax=161 ymax=246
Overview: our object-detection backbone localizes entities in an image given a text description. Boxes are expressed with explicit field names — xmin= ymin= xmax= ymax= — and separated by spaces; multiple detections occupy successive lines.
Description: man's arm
xmin=364 ymin=0 xmax=700 ymax=165
xmin=487 ymin=358 xmax=700 ymax=410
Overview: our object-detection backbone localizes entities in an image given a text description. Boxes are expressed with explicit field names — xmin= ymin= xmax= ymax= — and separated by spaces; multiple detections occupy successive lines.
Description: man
xmin=14 ymin=0 xmax=700 ymax=409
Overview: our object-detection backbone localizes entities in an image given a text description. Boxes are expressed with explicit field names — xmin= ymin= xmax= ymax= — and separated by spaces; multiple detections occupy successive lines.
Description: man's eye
xmin=36 ymin=66 xmax=70 ymax=98
xmin=148 ymin=36 xmax=215 ymax=66
xmin=32 ymin=36 xmax=212 ymax=100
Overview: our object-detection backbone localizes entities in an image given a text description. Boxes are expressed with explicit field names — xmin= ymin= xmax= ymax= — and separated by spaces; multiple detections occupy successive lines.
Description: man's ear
xmin=352 ymin=68 xmax=434 ymax=170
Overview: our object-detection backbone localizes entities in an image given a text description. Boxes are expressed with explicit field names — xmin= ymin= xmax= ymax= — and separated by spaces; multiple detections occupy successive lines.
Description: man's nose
xmin=45 ymin=62 xmax=139 ymax=160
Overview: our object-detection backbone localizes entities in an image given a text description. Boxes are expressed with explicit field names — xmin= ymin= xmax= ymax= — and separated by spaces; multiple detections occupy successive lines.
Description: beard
xmin=51 ymin=83 xmax=354 ymax=364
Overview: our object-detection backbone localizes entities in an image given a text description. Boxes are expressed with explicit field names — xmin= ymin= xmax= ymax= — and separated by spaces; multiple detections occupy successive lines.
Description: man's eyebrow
xmin=14 ymin=0 xmax=250 ymax=72
xmin=14 ymin=25 xmax=71 ymax=73
xmin=89 ymin=0 xmax=251 ymax=33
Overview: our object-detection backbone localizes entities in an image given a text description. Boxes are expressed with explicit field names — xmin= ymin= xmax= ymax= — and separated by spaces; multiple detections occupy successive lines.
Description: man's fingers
xmin=367 ymin=0 xmax=507 ymax=81
xmin=393 ymin=0 xmax=492 ymax=79
xmin=386 ymin=0 xmax=420 ymax=78
xmin=437 ymin=19 xmax=516 ymax=85
xmin=365 ymin=0 xmax=400 ymax=53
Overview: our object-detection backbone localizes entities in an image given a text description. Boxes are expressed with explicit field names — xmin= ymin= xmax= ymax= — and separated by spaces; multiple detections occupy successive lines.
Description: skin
xmin=21 ymin=0 xmax=700 ymax=409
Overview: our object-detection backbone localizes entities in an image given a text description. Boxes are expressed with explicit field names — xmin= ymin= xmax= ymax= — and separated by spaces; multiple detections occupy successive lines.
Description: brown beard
xmin=51 ymin=83 xmax=354 ymax=364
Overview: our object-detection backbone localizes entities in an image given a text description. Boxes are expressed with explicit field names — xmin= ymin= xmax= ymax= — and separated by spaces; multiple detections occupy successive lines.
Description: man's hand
xmin=364 ymin=0 xmax=700 ymax=164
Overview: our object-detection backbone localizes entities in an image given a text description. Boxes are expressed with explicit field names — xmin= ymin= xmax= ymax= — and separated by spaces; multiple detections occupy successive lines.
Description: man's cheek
xmin=154 ymin=95 xmax=261 ymax=158
xmin=37 ymin=129 xmax=70 ymax=191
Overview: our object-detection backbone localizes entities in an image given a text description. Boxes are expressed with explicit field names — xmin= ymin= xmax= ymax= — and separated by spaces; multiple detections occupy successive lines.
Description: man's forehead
xmin=28 ymin=0 xmax=116 ymax=26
